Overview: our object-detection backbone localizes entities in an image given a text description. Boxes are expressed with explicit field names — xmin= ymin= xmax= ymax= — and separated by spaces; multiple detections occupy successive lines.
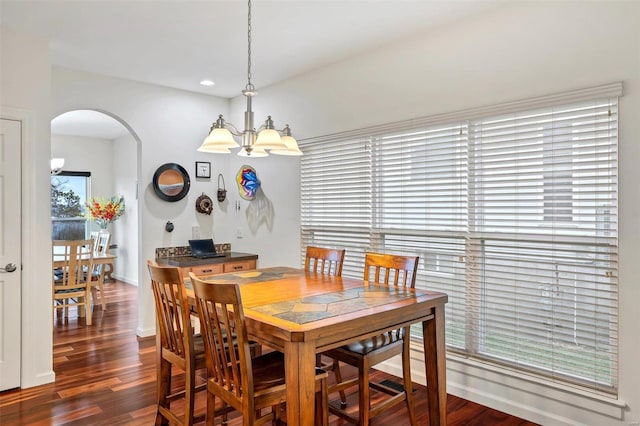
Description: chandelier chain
xmin=246 ymin=0 xmax=252 ymax=89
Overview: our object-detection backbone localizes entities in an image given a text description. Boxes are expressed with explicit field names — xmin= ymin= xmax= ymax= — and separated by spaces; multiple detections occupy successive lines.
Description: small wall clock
xmin=195 ymin=161 xmax=211 ymax=178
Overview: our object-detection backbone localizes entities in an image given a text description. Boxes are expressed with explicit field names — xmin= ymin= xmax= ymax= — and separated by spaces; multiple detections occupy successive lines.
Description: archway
xmin=51 ymin=109 xmax=141 ymax=314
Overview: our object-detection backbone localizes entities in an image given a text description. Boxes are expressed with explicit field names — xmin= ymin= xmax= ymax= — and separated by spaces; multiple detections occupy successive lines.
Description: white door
xmin=0 ymin=118 xmax=22 ymax=391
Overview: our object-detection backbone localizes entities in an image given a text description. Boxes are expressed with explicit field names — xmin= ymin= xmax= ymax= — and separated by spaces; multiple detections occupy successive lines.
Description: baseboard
xmin=112 ymin=274 xmax=137 ymax=286
xmin=136 ymin=326 xmax=155 ymax=338
xmin=375 ymin=346 xmax=626 ymax=426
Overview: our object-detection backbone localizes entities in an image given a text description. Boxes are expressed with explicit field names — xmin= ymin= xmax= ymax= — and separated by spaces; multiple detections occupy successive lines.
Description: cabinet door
xmin=223 ymin=260 xmax=256 ymax=273
xmin=191 ymin=264 xmax=224 ymax=276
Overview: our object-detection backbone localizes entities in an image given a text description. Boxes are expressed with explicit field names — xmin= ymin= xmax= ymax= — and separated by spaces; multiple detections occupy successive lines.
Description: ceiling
xmin=2 ymin=0 xmax=503 ymax=138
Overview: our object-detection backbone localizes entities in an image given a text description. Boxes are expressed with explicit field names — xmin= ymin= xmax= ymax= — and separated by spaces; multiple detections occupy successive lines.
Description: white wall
xmin=113 ymin=134 xmax=138 ymax=285
xmin=1 ymin=28 xmax=55 ymax=388
xmin=247 ymin=2 xmax=640 ymax=425
xmin=52 ymin=134 xmax=115 ymax=198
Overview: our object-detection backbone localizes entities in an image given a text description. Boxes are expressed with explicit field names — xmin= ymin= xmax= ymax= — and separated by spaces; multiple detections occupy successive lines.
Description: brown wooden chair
xmin=190 ymin=273 xmax=329 ymax=426
xmin=147 ymin=260 xmax=207 ymax=426
xmin=305 ymin=246 xmax=348 ymax=408
xmin=323 ymin=252 xmax=419 ymax=425
xmin=305 ymin=245 xmax=345 ymax=276
xmin=53 ymin=239 xmax=95 ymax=325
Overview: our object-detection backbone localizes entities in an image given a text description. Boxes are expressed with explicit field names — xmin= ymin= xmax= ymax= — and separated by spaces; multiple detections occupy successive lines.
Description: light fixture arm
xmin=209 ymin=114 xmax=241 ymax=136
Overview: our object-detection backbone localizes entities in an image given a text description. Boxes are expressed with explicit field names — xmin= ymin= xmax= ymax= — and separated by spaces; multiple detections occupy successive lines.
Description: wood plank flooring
xmin=0 ymin=281 xmax=539 ymax=425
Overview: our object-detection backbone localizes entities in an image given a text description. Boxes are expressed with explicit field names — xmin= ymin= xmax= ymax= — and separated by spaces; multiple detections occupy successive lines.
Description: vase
xmin=96 ymin=220 xmax=110 ymax=231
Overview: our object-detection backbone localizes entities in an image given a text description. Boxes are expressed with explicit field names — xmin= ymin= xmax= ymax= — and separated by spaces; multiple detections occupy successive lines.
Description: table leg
xmin=423 ymin=305 xmax=447 ymax=425
xmin=284 ymin=341 xmax=317 ymax=426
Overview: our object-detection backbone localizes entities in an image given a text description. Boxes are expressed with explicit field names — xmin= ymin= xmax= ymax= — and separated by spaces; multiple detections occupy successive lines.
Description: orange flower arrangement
xmin=85 ymin=196 xmax=125 ymax=229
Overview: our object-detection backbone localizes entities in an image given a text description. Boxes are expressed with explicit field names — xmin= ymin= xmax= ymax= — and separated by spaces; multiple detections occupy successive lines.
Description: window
xmin=51 ymin=171 xmax=91 ymax=239
xmin=300 ymin=84 xmax=620 ymax=394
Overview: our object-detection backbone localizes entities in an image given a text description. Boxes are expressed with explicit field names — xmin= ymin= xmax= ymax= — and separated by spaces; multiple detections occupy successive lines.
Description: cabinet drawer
xmin=191 ymin=264 xmax=224 ymax=276
xmin=223 ymin=260 xmax=256 ymax=272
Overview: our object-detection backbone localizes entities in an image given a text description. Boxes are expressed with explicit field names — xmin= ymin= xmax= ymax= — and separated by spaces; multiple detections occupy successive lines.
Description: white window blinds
xmin=300 ymin=84 xmax=620 ymax=394
xmin=467 ymin=99 xmax=618 ymax=392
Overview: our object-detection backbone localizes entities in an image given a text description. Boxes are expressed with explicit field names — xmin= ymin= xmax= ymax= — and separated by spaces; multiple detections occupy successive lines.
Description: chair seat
xmin=252 ymin=350 xmax=286 ymax=390
xmin=341 ymin=331 xmax=404 ymax=355
xmin=54 ymin=287 xmax=87 ymax=294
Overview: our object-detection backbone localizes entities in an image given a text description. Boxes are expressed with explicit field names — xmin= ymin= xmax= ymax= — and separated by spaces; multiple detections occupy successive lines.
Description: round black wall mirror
xmin=152 ymin=163 xmax=191 ymax=202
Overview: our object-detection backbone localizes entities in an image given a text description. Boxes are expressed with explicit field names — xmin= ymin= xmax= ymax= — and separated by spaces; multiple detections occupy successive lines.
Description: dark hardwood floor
xmin=0 ymin=281 xmax=538 ymax=425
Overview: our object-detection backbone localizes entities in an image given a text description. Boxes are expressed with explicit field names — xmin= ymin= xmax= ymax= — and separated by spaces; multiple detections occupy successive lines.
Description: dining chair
xmin=89 ymin=231 xmax=111 ymax=310
xmin=53 ymin=239 xmax=95 ymax=325
xmin=305 ymin=246 xmax=348 ymax=408
xmin=323 ymin=252 xmax=419 ymax=425
xmin=147 ymin=261 xmax=207 ymax=426
xmin=305 ymin=245 xmax=345 ymax=276
xmin=190 ymin=273 xmax=329 ymax=426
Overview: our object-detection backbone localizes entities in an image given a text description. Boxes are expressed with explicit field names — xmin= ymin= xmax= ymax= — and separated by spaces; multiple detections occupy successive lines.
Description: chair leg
xmin=332 ymin=359 xmax=348 ymax=408
xmin=206 ymin=386 xmax=216 ymax=426
xmin=156 ymin=357 xmax=171 ymax=425
xmin=184 ymin=360 xmax=196 ymax=426
xmin=98 ymin=273 xmax=107 ymax=310
xmin=84 ymin=290 xmax=92 ymax=325
xmin=402 ymin=343 xmax=417 ymax=426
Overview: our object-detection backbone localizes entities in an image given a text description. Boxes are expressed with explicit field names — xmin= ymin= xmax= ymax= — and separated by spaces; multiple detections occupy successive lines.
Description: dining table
xmin=186 ymin=266 xmax=448 ymax=426
xmin=53 ymin=251 xmax=117 ymax=268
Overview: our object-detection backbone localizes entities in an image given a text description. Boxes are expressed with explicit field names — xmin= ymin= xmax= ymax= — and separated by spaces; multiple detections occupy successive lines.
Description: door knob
xmin=1 ymin=263 xmax=17 ymax=273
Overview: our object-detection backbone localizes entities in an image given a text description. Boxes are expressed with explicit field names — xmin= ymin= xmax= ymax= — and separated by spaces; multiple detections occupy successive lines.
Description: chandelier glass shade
xmin=197 ymin=0 xmax=302 ymax=157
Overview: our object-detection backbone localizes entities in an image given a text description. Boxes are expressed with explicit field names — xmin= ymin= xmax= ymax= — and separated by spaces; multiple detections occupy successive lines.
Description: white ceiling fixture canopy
xmin=198 ymin=0 xmax=302 ymax=157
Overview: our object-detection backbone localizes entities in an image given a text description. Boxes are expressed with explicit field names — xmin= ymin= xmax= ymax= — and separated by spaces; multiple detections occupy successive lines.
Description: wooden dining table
xmin=187 ymin=267 xmax=448 ymax=426
xmin=53 ymin=252 xmax=117 ymax=269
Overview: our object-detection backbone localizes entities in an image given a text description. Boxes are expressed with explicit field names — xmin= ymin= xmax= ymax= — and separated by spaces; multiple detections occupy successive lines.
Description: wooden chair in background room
xmin=305 ymin=245 xmax=345 ymax=276
xmin=147 ymin=261 xmax=207 ymax=426
xmin=323 ymin=252 xmax=420 ymax=426
xmin=190 ymin=273 xmax=329 ymax=426
xmin=53 ymin=239 xmax=95 ymax=325
xmin=305 ymin=245 xmax=348 ymax=408
xmin=89 ymin=231 xmax=111 ymax=311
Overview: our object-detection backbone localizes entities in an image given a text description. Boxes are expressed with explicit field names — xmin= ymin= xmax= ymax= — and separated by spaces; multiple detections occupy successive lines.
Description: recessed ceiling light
xmin=200 ymin=79 xmax=215 ymax=86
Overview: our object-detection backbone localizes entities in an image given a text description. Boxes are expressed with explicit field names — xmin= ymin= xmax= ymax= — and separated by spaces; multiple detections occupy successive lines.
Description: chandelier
xmin=198 ymin=0 xmax=302 ymax=157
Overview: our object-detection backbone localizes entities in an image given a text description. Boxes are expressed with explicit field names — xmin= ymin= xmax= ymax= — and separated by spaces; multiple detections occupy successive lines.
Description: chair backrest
xmin=363 ymin=252 xmax=419 ymax=288
xmin=305 ymin=246 xmax=346 ymax=276
xmin=93 ymin=232 xmax=111 ymax=256
xmin=147 ymin=260 xmax=194 ymax=361
xmin=190 ymin=273 xmax=254 ymax=411
xmin=53 ymin=239 xmax=94 ymax=290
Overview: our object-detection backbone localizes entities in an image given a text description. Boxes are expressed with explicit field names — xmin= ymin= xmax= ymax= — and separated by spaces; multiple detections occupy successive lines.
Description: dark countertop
xmin=156 ymin=252 xmax=258 ymax=267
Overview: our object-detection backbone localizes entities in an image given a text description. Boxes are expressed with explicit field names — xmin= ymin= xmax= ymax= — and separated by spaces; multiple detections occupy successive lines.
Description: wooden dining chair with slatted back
xmin=89 ymin=232 xmax=111 ymax=311
xmin=190 ymin=273 xmax=330 ymax=426
xmin=305 ymin=245 xmax=348 ymax=408
xmin=147 ymin=260 xmax=207 ymax=426
xmin=305 ymin=245 xmax=345 ymax=276
xmin=323 ymin=252 xmax=420 ymax=426
xmin=53 ymin=239 xmax=95 ymax=325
